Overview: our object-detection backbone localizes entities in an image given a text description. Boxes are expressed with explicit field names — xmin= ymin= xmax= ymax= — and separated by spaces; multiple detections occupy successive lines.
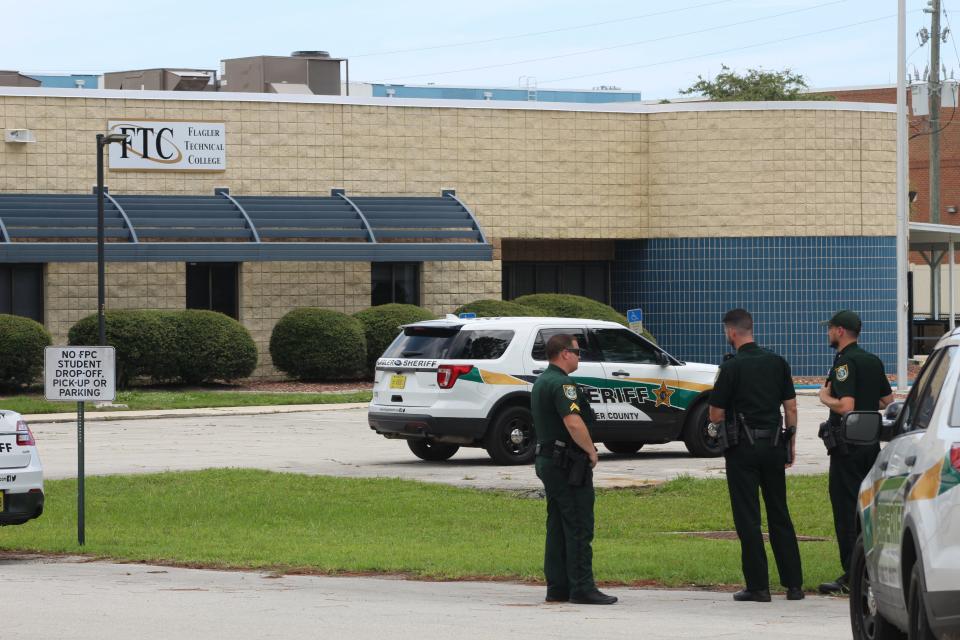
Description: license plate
xmin=389 ymin=374 xmax=406 ymax=390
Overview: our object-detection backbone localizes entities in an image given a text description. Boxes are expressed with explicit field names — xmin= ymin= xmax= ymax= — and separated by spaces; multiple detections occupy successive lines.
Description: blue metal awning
xmin=0 ymin=189 xmax=491 ymax=262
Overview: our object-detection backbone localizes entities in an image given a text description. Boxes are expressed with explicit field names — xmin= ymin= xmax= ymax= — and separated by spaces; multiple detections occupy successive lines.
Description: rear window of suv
xmin=381 ymin=327 xmax=515 ymax=360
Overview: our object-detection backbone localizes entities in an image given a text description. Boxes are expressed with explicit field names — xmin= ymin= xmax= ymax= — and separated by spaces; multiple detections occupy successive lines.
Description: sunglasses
xmin=565 ymin=347 xmax=582 ymax=356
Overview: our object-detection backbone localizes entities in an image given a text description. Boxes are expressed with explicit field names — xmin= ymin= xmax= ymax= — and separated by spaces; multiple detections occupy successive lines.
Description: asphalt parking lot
xmin=33 ymin=395 xmax=832 ymax=489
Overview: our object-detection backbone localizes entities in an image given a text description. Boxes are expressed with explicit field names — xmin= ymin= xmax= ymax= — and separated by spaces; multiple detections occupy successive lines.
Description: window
xmin=592 ymin=328 xmax=659 ymax=364
xmin=502 ymin=261 xmax=610 ymax=303
xmin=372 ymin=263 xmax=420 ymax=306
xmin=382 ymin=325 xmax=460 ymax=359
xmin=900 ymin=346 xmax=956 ymax=433
xmin=531 ymin=328 xmax=600 ymax=362
xmin=453 ymin=330 xmax=514 ymax=360
xmin=0 ymin=264 xmax=43 ymax=322
xmin=186 ymin=262 xmax=238 ymax=319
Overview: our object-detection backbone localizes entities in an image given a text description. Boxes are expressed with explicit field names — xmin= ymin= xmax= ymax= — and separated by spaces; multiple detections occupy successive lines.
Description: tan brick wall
xmin=240 ymin=261 xmax=370 ymax=377
xmin=45 ymin=261 xmax=185 ymax=344
xmin=421 ymin=259 xmax=502 ymax=314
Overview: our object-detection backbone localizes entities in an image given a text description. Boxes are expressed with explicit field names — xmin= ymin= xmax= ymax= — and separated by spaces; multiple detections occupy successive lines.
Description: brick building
xmin=0 ymin=87 xmax=897 ymax=377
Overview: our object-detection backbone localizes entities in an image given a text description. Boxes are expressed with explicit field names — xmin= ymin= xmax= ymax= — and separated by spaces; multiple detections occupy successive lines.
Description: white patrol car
xmin=0 ymin=410 xmax=44 ymax=526
xmin=849 ymin=328 xmax=960 ymax=640
xmin=367 ymin=316 xmax=720 ymax=465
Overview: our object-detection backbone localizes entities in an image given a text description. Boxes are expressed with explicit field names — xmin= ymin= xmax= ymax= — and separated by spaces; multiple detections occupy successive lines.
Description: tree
xmin=678 ymin=65 xmax=833 ymax=101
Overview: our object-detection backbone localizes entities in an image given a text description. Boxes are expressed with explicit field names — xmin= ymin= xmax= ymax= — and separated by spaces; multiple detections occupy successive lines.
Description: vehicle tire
xmin=604 ymin=442 xmax=644 ymax=455
xmin=682 ymin=401 xmax=723 ymax=458
xmin=484 ymin=405 xmax=536 ymax=465
xmin=407 ymin=439 xmax=459 ymax=461
xmin=850 ymin=534 xmax=905 ymax=640
xmin=907 ymin=563 xmax=936 ymax=640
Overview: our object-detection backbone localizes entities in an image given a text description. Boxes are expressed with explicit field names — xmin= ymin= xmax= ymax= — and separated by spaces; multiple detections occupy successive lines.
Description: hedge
xmin=510 ymin=294 xmax=657 ymax=343
xmin=452 ymin=299 xmax=541 ymax=318
xmin=353 ymin=304 xmax=435 ymax=372
xmin=175 ymin=310 xmax=258 ymax=384
xmin=270 ymin=308 xmax=366 ymax=380
xmin=68 ymin=310 xmax=180 ymax=387
xmin=69 ymin=309 xmax=256 ymax=386
xmin=0 ymin=314 xmax=51 ymax=389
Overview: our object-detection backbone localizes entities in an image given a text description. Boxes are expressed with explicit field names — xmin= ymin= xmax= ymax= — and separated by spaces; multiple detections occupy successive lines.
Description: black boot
xmin=733 ymin=589 xmax=772 ymax=602
xmin=786 ymin=587 xmax=805 ymax=600
xmin=569 ymin=589 xmax=618 ymax=605
xmin=817 ymin=576 xmax=849 ymax=595
xmin=545 ymin=588 xmax=569 ymax=603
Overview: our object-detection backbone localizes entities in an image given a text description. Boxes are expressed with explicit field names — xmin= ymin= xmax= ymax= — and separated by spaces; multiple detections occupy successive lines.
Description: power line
xmin=379 ymin=0 xmax=850 ymax=83
xmin=540 ymin=11 xmax=916 ymax=85
xmin=347 ymin=0 xmax=741 ymax=59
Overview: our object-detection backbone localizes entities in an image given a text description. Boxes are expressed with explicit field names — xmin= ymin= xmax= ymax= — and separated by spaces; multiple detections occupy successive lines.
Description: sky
xmin=6 ymin=0 xmax=952 ymax=99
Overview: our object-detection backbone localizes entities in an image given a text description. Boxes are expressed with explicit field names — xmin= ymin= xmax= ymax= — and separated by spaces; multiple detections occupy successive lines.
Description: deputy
xmin=817 ymin=310 xmax=894 ymax=595
xmin=709 ymin=309 xmax=804 ymax=602
xmin=531 ymin=333 xmax=617 ymax=605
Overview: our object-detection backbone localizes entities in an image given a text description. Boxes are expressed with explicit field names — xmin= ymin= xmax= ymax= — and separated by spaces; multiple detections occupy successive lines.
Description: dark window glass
xmin=900 ymin=346 xmax=955 ymax=433
xmin=503 ymin=261 xmax=610 ymax=304
xmin=453 ymin=330 xmax=514 ymax=359
xmin=186 ymin=262 xmax=238 ymax=319
xmin=381 ymin=325 xmax=460 ymax=359
xmin=372 ymin=263 xmax=420 ymax=306
xmin=592 ymin=328 xmax=659 ymax=364
xmin=531 ymin=328 xmax=600 ymax=362
xmin=0 ymin=264 xmax=43 ymax=322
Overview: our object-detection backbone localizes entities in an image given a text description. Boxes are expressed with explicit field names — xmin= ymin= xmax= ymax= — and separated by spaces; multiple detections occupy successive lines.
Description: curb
xmin=24 ymin=402 xmax=370 ymax=424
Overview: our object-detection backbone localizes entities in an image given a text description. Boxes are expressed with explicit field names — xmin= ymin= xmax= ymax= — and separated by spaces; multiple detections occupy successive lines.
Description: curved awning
xmin=0 ymin=189 xmax=491 ymax=262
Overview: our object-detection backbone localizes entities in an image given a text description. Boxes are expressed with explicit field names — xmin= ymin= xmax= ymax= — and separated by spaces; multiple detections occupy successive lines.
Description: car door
xmin=589 ymin=326 xmax=679 ymax=439
xmin=525 ymin=325 xmax=607 ymax=420
xmin=871 ymin=346 xmax=956 ymax=612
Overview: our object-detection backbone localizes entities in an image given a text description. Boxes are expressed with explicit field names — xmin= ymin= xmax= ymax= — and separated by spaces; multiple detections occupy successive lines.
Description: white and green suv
xmin=367 ymin=316 xmax=720 ymax=464
xmin=849 ymin=328 xmax=960 ymax=640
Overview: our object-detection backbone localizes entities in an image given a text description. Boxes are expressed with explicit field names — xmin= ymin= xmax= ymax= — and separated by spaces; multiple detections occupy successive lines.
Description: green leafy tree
xmin=679 ymin=65 xmax=833 ymax=101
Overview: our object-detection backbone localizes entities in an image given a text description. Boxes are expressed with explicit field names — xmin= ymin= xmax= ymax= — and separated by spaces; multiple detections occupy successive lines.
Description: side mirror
xmin=655 ymin=351 xmax=669 ymax=367
xmin=841 ymin=411 xmax=882 ymax=446
xmin=881 ymin=401 xmax=904 ymax=441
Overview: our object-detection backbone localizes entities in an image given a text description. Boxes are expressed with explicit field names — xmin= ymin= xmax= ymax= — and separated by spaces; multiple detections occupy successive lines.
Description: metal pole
xmin=96 ymin=135 xmax=106 ymax=346
xmin=77 ymin=400 xmax=85 ymax=546
xmin=930 ymin=0 xmax=943 ymax=318
xmin=950 ymin=237 xmax=956 ymax=330
xmin=897 ymin=0 xmax=910 ymax=391
xmin=345 ymin=59 xmax=350 ymax=96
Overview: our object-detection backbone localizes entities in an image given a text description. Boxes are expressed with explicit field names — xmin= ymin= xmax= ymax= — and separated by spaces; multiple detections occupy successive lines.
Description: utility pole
xmin=926 ymin=0 xmax=944 ymax=318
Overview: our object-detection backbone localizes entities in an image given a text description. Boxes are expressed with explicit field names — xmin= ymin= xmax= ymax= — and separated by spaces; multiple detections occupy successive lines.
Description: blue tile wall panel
xmin=612 ymin=237 xmax=897 ymax=377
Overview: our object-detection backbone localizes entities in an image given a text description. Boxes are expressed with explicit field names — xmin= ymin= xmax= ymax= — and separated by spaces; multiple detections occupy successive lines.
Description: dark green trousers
xmin=829 ymin=443 xmax=880 ymax=578
xmin=725 ymin=440 xmax=803 ymax=591
xmin=535 ymin=455 xmax=596 ymax=596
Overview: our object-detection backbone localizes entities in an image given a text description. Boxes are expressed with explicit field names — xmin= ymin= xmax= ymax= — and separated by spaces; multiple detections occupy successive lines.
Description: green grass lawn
xmin=0 ymin=390 xmax=372 ymax=415
xmin=0 ymin=470 xmax=842 ymax=590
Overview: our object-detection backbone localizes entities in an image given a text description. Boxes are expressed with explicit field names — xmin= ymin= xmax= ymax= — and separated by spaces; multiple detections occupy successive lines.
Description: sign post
xmin=44 ymin=346 xmax=116 ymax=545
xmin=627 ymin=308 xmax=644 ymax=335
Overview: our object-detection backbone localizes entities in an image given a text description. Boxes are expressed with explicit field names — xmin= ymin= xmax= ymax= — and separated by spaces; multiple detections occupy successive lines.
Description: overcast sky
xmin=8 ymin=0 xmax=948 ymax=99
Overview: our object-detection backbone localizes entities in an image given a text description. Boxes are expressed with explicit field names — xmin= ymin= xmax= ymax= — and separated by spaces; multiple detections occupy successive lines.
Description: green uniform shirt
xmin=710 ymin=342 xmax=796 ymax=431
xmin=827 ymin=342 xmax=892 ymax=426
xmin=532 ymin=364 xmax=590 ymax=447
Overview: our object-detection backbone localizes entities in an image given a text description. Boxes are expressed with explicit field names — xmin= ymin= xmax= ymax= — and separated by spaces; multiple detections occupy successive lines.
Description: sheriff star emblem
xmin=654 ymin=381 xmax=675 ymax=408
xmin=563 ymin=385 xmax=577 ymax=400
xmin=836 ymin=364 xmax=849 ymax=382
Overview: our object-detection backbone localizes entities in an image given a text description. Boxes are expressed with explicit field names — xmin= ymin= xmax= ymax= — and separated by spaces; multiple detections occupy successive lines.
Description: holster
xmin=818 ymin=421 xmax=848 ymax=456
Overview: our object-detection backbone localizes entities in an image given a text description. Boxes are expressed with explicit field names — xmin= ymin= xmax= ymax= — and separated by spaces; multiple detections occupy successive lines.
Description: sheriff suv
xmin=849 ymin=328 xmax=960 ymax=640
xmin=368 ymin=317 xmax=719 ymax=465
xmin=0 ymin=410 xmax=44 ymax=526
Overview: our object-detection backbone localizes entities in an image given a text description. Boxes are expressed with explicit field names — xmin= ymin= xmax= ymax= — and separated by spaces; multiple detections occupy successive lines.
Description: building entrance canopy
xmin=910 ymin=221 xmax=960 ymax=332
xmin=0 ymin=189 xmax=491 ymax=262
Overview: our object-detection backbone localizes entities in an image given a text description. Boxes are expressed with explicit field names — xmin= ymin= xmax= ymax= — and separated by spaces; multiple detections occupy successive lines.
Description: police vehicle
xmin=367 ymin=316 xmax=720 ymax=464
xmin=849 ymin=328 xmax=960 ymax=640
xmin=0 ymin=410 xmax=44 ymax=526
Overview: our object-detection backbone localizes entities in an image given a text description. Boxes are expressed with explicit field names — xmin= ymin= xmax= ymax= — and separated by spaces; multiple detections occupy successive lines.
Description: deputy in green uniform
xmin=817 ymin=310 xmax=894 ymax=594
xmin=709 ymin=309 xmax=804 ymax=602
xmin=531 ymin=333 xmax=617 ymax=605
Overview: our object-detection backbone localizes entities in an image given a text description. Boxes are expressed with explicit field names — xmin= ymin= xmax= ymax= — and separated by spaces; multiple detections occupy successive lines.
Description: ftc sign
xmin=107 ymin=120 xmax=226 ymax=171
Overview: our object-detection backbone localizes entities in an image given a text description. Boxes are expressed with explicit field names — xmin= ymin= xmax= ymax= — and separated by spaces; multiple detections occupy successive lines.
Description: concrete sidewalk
xmin=24 ymin=402 xmax=370 ymax=424
xmin=0 ymin=555 xmax=852 ymax=640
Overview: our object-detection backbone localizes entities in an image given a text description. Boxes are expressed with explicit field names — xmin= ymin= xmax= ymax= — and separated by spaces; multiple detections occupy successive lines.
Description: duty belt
xmin=535 ymin=441 xmax=568 ymax=457
xmin=743 ymin=428 xmax=775 ymax=440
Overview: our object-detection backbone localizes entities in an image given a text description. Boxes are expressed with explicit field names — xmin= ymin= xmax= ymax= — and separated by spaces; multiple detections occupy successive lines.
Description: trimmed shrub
xmin=69 ymin=310 xmax=180 ymax=387
xmin=174 ymin=310 xmax=258 ymax=384
xmin=452 ymin=299 xmax=541 ymax=318
xmin=513 ymin=293 xmax=656 ymax=343
xmin=353 ymin=304 xmax=435 ymax=373
xmin=0 ymin=314 xmax=51 ymax=389
xmin=270 ymin=308 xmax=366 ymax=380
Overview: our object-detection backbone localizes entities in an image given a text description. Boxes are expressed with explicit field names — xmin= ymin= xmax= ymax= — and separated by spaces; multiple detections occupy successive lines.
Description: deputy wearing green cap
xmin=817 ymin=310 xmax=894 ymax=594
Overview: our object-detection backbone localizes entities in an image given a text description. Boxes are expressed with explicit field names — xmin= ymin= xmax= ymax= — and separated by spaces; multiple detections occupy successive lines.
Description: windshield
xmin=381 ymin=326 xmax=461 ymax=359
